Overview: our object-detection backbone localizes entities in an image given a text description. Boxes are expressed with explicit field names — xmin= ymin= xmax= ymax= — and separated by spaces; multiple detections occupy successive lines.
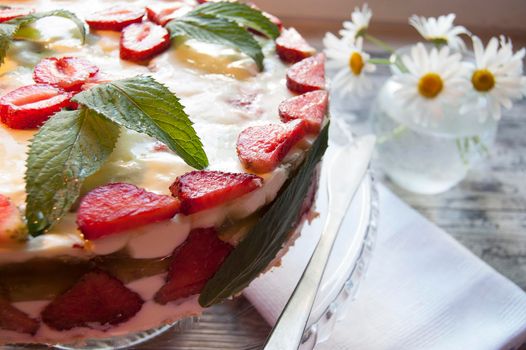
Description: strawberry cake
xmin=0 ymin=0 xmax=329 ymax=346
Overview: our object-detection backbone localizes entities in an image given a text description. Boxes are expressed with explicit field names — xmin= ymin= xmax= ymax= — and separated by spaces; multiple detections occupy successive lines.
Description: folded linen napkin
xmin=245 ymin=180 xmax=526 ymax=349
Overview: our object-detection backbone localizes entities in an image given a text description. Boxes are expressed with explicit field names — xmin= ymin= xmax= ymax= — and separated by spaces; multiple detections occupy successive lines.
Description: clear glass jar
xmin=371 ymin=77 xmax=498 ymax=194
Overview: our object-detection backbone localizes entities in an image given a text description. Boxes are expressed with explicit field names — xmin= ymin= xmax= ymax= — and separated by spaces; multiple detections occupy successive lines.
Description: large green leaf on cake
xmin=73 ymin=75 xmax=209 ymax=170
xmin=199 ymin=123 xmax=330 ymax=307
xmin=0 ymin=10 xmax=86 ymax=64
xmin=26 ymin=109 xmax=119 ymax=235
xmin=166 ymin=2 xmax=280 ymax=71
xmin=190 ymin=2 xmax=280 ymax=39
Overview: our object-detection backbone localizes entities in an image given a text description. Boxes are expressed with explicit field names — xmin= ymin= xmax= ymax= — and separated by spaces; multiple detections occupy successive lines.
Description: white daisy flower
xmin=323 ymin=33 xmax=376 ymax=97
xmin=339 ymin=4 xmax=372 ymax=39
xmin=461 ymin=36 xmax=525 ymax=120
xmin=409 ymin=14 xmax=469 ymax=51
xmin=392 ymin=43 xmax=467 ymax=124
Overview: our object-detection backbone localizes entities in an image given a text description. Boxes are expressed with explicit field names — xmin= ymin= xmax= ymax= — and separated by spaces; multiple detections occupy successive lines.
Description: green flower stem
xmin=367 ymin=58 xmax=391 ymax=65
xmin=363 ymin=33 xmax=395 ymax=53
xmin=377 ymin=124 xmax=408 ymax=144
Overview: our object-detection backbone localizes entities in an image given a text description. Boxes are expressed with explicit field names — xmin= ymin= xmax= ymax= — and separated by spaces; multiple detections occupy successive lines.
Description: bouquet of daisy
xmin=324 ymin=4 xmax=526 ymax=123
xmin=324 ymin=4 xmax=525 ymax=193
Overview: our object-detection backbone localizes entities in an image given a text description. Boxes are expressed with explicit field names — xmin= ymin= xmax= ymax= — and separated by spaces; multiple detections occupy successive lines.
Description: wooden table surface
xmin=134 ymin=56 xmax=526 ymax=350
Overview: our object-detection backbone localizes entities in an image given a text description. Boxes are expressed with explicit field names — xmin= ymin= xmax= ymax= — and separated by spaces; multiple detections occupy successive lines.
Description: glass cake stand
xmin=2 ymin=122 xmax=378 ymax=350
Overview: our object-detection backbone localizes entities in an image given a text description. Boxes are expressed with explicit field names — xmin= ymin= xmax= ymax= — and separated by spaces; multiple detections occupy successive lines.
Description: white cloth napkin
xmin=245 ymin=184 xmax=526 ymax=350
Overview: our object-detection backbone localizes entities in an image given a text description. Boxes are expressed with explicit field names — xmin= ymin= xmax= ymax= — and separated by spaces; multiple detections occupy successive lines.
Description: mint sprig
xmin=166 ymin=2 xmax=279 ymax=71
xmin=26 ymin=76 xmax=208 ymax=236
xmin=26 ymin=109 xmax=119 ymax=235
xmin=199 ymin=122 xmax=330 ymax=307
xmin=191 ymin=2 xmax=280 ymax=40
xmin=73 ymin=76 xmax=208 ymax=170
xmin=0 ymin=9 xmax=86 ymax=64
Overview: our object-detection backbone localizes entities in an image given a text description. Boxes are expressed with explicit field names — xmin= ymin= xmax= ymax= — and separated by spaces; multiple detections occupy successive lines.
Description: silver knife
xmin=263 ymin=135 xmax=375 ymax=350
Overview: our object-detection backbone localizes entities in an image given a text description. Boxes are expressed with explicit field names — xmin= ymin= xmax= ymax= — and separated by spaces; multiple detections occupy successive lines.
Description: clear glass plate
xmin=2 ymin=124 xmax=378 ymax=350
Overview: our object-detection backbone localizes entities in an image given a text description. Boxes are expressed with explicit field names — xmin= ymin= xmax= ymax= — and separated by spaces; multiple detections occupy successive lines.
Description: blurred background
xmin=254 ymin=0 xmax=526 ymax=48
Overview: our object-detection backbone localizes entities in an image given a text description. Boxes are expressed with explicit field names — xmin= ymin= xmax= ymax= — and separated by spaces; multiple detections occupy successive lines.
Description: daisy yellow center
xmin=418 ymin=73 xmax=443 ymax=99
xmin=349 ymin=52 xmax=364 ymax=76
xmin=471 ymin=69 xmax=495 ymax=92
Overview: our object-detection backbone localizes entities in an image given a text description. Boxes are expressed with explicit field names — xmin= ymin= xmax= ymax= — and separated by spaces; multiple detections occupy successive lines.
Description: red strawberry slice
xmin=276 ymin=28 xmax=316 ymax=64
xmin=146 ymin=4 xmax=192 ymax=26
xmin=0 ymin=85 xmax=74 ymax=129
xmin=0 ymin=195 xmax=27 ymax=243
xmin=279 ymin=90 xmax=328 ymax=133
xmin=170 ymin=171 xmax=263 ymax=215
xmin=237 ymin=120 xmax=307 ymax=173
xmin=0 ymin=7 xmax=33 ymax=23
xmin=33 ymin=57 xmax=99 ymax=92
xmin=155 ymin=228 xmax=233 ymax=304
xmin=41 ymin=270 xmax=143 ymax=331
xmin=0 ymin=297 xmax=39 ymax=335
xmin=85 ymin=6 xmax=145 ymax=31
xmin=120 ymin=22 xmax=170 ymax=61
xmin=286 ymin=53 xmax=326 ymax=94
xmin=77 ymin=183 xmax=181 ymax=240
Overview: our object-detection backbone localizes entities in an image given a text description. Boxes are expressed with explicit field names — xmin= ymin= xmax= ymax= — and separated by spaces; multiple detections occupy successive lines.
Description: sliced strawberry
xmin=120 ymin=22 xmax=170 ymax=61
xmin=0 ymin=297 xmax=39 ymax=335
xmin=77 ymin=183 xmax=180 ymax=240
xmin=33 ymin=57 xmax=99 ymax=92
xmin=0 ymin=195 xmax=27 ymax=243
xmin=0 ymin=7 xmax=33 ymax=23
xmin=41 ymin=270 xmax=143 ymax=331
xmin=276 ymin=28 xmax=316 ymax=64
xmin=85 ymin=6 xmax=145 ymax=31
xmin=155 ymin=228 xmax=233 ymax=304
xmin=279 ymin=90 xmax=328 ymax=133
xmin=286 ymin=53 xmax=326 ymax=94
xmin=170 ymin=171 xmax=263 ymax=215
xmin=237 ymin=120 xmax=307 ymax=173
xmin=0 ymin=85 xmax=73 ymax=129
xmin=146 ymin=3 xmax=192 ymax=26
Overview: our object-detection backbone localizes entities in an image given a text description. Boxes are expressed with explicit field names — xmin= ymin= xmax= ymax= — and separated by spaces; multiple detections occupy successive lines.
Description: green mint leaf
xmin=25 ymin=109 xmax=119 ymax=236
xmin=73 ymin=75 xmax=209 ymax=170
xmin=7 ymin=10 xmax=86 ymax=43
xmin=199 ymin=122 xmax=330 ymax=307
xmin=191 ymin=2 xmax=279 ymax=39
xmin=0 ymin=23 xmax=17 ymax=64
xmin=0 ymin=10 xmax=86 ymax=65
xmin=167 ymin=15 xmax=264 ymax=71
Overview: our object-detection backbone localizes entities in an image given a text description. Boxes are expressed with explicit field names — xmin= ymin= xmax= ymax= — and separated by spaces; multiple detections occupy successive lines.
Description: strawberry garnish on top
xmin=0 ymin=195 xmax=27 ymax=243
xmin=276 ymin=28 xmax=316 ymax=64
xmin=279 ymin=90 xmax=328 ymax=134
xmin=77 ymin=183 xmax=181 ymax=240
xmin=155 ymin=227 xmax=233 ymax=304
xmin=0 ymin=85 xmax=73 ymax=129
xmin=170 ymin=171 xmax=263 ymax=215
xmin=85 ymin=6 xmax=145 ymax=31
xmin=0 ymin=7 xmax=33 ymax=23
xmin=146 ymin=3 xmax=192 ymax=26
xmin=42 ymin=270 xmax=143 ymax=331
xmin=0 ymin=297 xmax=39 ymax=335
xmin=236 ymin=120 xmax=307 ymax=173
xmin=33 ymin=57 xmax=99 ymax=92
xmin=120 ymin=22 xmax=170 ymax=62
xmin=286 ymin=53 xmax=326 ymax=94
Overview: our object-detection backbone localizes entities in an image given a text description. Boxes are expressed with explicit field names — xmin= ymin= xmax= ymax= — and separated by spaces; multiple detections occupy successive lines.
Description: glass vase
xmin=370 ymin=77 xmax=498 ymax=194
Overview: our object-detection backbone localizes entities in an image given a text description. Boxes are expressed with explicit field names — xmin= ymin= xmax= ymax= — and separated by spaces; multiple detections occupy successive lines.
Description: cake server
xmin=263 ymin=134 xmax=375 ymax=350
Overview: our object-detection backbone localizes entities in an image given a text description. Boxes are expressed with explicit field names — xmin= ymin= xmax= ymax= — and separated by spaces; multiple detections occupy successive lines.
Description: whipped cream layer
xmin=0 ymin=0 xmax=299 ymax=263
